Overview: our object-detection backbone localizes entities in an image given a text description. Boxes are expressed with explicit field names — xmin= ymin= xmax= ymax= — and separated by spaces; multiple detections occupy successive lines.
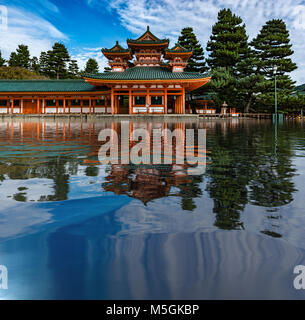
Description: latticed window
xmin=46 ymin=100 xmax=56 ymax=106
xmin=135 ymin=97 xmax=146 ymax=105
xmin=151 ymin=96 xmax=162 ymax=105
xmin=0 ymin=100 xmax=7 ymax=106
xmin=71 ymin=99 xmax=81 ymax=106
xmin=95 ymin=99 xmax=105 ymax=106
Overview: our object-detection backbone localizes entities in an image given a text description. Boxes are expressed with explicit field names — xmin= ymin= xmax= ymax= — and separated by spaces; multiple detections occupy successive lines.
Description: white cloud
xmin=0 ymin=6 xmax=67 ymax=59
xmin=89 ymin=0 xmax=305 ymax=83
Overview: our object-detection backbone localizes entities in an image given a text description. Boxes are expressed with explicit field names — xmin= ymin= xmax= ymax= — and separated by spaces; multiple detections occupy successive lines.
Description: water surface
xmin=0 ymin=118 xmax=305 ymax=299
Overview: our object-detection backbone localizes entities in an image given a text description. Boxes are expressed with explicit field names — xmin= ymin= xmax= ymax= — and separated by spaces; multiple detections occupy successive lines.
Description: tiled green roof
xmin=165 ymin=43 xmax=191 ymax=53
xmin=0 ymin=80 xmax=109 ymax=92
xmin=102 ymin=41 xmax=131 ymax=53
xmin=127 ymin=26 xmax=169 ymax=44
xmin=127 ymin=39 xmax=169 ymax=44
xmin=85 ymin=67 xmax=209 ymax=80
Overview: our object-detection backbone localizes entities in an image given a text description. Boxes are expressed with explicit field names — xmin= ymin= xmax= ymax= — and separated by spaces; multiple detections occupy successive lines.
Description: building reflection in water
xmin=1 ymin=119 xmax=304 ymax=300
xmin=0 ymin=118 xmax=298 ymax=234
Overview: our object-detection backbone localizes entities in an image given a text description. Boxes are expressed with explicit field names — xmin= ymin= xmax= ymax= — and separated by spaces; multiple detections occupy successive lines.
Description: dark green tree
xmin=208 ymin=67 xmax=236 ymax=108
xmin=104 ymin=66 xmax=112 ymax=72
xmin=68 ymin=59 xmax=79 ymax=79
xmin=49 ymin=42 xmax=71 ymax=79
xmin=235 ymin=49 xmax=265 ymax=112
xmin=8 ymin=45 xmax=31 ymax=69
xmin=206 ymin=9 xmax=250 ymax=108
xmin=250 ymin=19 xmax=297 ymax=112
xmin=85 ymin=58 xmax=99 ymax=74
xmin=39 ymin=51 xmax=49 ymax=76
xmin=178 ymin=27 xmax=207 ymax=73
xmin=30 ymin=56 xmax=40 ymax=74
xmin=0 ymin=50 xmax=5 ymax=67
xmin=206 ymin=9 xmax=249 ymax=72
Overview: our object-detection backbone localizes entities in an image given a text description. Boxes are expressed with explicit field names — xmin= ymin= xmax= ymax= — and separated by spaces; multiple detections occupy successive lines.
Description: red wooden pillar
xmin=111 ymin=87 xmax=114 ymax=115
xmin=11 ymin=99 xmax=14 ymax=114
xmin=146 ymin=88 xmax=150 ymax=113
xmin=89 ymin=97 xmax=92 ymax=115
xmin=37 ymin=98 xmax=40 ymax=114
xmin=63 ymin=98 xmax=66 ymax=114
xmin=164 ymin=87 xmax=168 ymax=114
xmin=114 ymin=95 xmax=118 ymax=114
xmin=182 ymin=87 xmax=186 ymax=114
xmin=129 ymin=88 xmax=132 ymax=114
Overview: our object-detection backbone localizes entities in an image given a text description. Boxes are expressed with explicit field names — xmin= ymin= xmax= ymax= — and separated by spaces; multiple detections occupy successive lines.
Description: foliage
xmin=206 ymin=9 xmax=249 ymax=72
xmin=30 ymin=57 xmax=40 ymax=74
xmin=249 ymin=19 xmax=297 ymax=112
xmin=8 ymin=45 xmax=31 ymax=69
xmin=0 ymin=50 xmax=5 ymax=67
xmin=0 ymin=66 xmax=48 ymax=80
xmin=48 ymin=43 xmax=71 ymax=79
xmin=68 ymin=60 xmax=80 ymax=79
xmin=85 ymin=58 xmax=99 ymax=74
xmin=178 ymin=27 xmax=207 ymax=73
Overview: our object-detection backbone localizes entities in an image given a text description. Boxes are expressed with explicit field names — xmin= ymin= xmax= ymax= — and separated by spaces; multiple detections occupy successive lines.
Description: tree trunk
xmin=244 ymin=94 xmax=253 ymax=113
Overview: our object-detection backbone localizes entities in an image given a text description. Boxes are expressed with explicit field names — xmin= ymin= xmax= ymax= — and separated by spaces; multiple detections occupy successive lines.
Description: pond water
xmin=0 ymin=118 xmax=305 ymax=299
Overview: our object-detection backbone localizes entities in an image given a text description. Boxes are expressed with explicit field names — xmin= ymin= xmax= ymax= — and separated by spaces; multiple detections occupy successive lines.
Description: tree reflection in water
xmin=0 ymin=118 xmax=300 ymax=237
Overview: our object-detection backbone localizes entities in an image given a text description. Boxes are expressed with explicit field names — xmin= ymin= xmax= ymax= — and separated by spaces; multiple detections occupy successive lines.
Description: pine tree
xmin=206 ymin=9 xmax=249 ymax=73
xmin=208 ymin=67 xmax=236 ymax=108
xmin=250 ymin=19 xmax=297 ymax=112
xmin=30 ymin=56 xmax=40 ymax=74
xmin=39 ymin=52 xmax=50 ymax=77
xmin=49 ymin=42 xmax=71 ymax=79
xmin=205 ymin=9 xmax=250 ymax=108
xmin=85 ymin=58 xmax=99 ymax=74
xmin=8 ymin=45 xmax=31 ymax=69
xmin=0 ymin=50 xmax=5 ymax=67
xmin=68 ymin=60 xmax=79 ymax=79
xmin=178 ymin=27 xmax=207 ymax=73
xmin=234 ymin=47 xmax=265 ymax=112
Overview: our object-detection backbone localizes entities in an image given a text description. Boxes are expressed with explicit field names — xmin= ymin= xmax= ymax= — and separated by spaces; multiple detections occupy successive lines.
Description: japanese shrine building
xmin=0 ymin=27 xmax=210 ymax=115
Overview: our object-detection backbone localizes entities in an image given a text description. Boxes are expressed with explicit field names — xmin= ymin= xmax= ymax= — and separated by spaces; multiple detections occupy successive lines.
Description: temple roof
xmin=84 ymin=67 xmax=209 ymax=80
xmin=127 ymin=26 xmax=169 ymax=45
xmin=102 ymin=41 xmax=131 ymax=53
xmin=165 ymin=43 xmax=192 ymax=53
xmin=0 ymin=80 xmax=108 ymax=92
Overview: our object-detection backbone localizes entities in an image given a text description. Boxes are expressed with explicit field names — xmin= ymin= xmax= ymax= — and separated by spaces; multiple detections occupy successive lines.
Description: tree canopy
xmin=85 ymin=58 xmax=99 ymax=74
xmin=9 ymin=45 xmax=31 ymax=69
xmin=178 ymin=27 xmax=207 ymax=73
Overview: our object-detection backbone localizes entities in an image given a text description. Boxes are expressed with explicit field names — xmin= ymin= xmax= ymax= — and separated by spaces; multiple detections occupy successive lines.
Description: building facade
xmin=0 ymin=27 xmax=210 ymax=115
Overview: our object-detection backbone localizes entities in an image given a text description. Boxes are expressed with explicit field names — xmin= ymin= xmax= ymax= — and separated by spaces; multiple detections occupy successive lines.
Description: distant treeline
xmin=0 ymin=43 xmax=100 ymax=80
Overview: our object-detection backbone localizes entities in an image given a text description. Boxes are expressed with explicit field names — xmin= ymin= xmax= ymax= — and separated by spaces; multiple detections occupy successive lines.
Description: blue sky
xmin=0 ymin=0 xmax=305 ymax=83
